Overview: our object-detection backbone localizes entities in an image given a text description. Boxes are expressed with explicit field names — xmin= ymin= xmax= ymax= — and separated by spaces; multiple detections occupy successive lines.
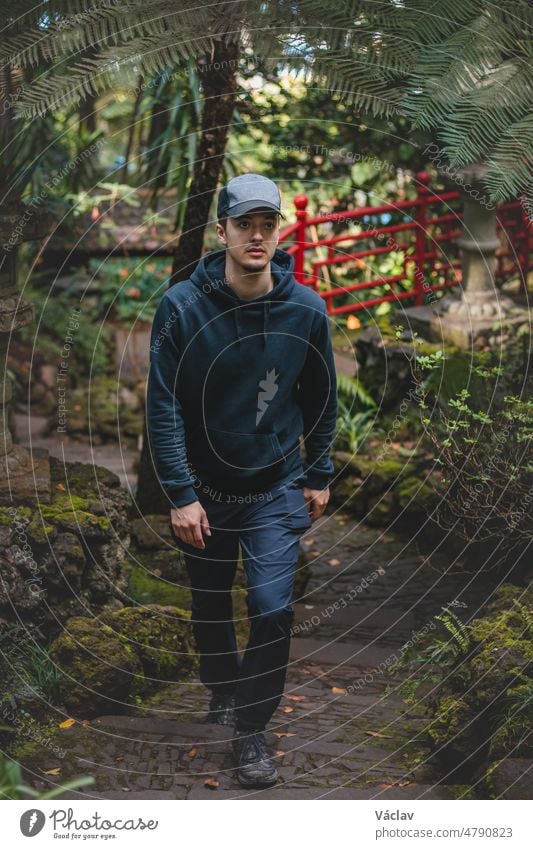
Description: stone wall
xmin=0 ymin=457 xmax=133 ymax=647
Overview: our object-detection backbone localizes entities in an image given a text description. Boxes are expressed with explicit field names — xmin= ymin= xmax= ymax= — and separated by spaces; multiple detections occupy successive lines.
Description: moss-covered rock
xmin=48 ymin=602 xmax=199 ymax=716
xmin=483 ymin=583 xmax=533 ymax=616
xmin=487 ymin=703 xmax=533 ymax=762
xmin=124 ymin=561 xmax=192 ymax=608
xmin=427 ymin=695 xmax=477 ymax=763
xmin=331 ymin=451 xmax=439 ymax=527
xmin=396 ymin=475 xmax=438 ymax=515
xmin=4 ymin=716 xmax=65 ymax=765
xmin=39 ymin=495 xmax=111 ymax=538
xmin=129 ymin=515 xmax=175 ymax=550
xmin=352 ymin=456 xmax=408 ymax=493
xmin=483 ymin=758 xmax=533 ymax=800
xmin=102 ymin=605 xmax=197 ymax=679
xmin=422 ymin=583 xmax=533 ymax=780
xmin=0 ymin=454 xmax=135 ymax=642
xmin=0 ymin=505 xmax=32 ymax=526
xmin=49 ymin=617 xmax=144 ymax=717
xmin=65 ymin=376 xmax=143 ymax=443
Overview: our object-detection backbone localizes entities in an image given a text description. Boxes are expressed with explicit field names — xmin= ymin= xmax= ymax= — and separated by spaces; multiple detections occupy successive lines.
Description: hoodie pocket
xmin=282 ymin=481 xmax=313 ymax=532
xmin=189 ymin=425 xmax=286 ymax=479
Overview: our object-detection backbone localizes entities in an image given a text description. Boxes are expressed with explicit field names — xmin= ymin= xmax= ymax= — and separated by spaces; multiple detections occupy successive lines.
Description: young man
xmin=147 ymin=173 xmax=338 ymax=788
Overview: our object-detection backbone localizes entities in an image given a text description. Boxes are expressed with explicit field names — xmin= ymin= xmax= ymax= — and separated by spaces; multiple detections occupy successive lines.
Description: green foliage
xmin=387 ymin=606 xmax=472 ymax=706
xmin=134 ymin=62 xmax=201 ymax=233
xmin=64 ymin=181 xmax=141 ymax=216
xmin=0 ymin=744 xmax=94 ymax=800
xmin=232 ymin=72 xmax=423 ymax=186
xmin=90 ymin=257 xmax=172 ymax=324
xmin=333 ymin=248 xmax=413 ymax=317
xmin=1 ymin=1 xmax=530 ymax=203
xmin=17 ymin=269 xmax=111 ymax=379
xmin=334 ymin=372 xmax=377 ymax=453
xmin=9 ymin=117 xmax=103 ymax=201
xmin=404 ymin=330 xmax=533 ymax=562
xmin=384 ymin=585 xmax=533 ymax=782
xmin=7 ymin=642 xmax=65 ymax=704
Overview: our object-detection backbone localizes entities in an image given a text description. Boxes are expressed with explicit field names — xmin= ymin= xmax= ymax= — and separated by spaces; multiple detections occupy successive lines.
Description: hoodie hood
xmin=189 ymin=247 xmax=296 ymax=350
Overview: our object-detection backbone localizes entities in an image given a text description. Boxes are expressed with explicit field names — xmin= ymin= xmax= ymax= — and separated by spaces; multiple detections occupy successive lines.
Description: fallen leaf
xmin=42 ymin=768 xmax=61 ymax=775
xmin=280 ymin=706 xmax=294 ymax=713
xmin=204 ymin=777 xmax=219 ymax=789
xmin=55 ymin=483 xmax=66 ymax=491
xmin=310 ymin=549 xmax=322 ymax=556
xmin=186 ymin=747 xmax=198 ymax=759
xmin=81 ymin=720 xmax=90 ymax=726
xmin=58 ymin=718 xmax=76 ymax=729
xmin=331 ymin=687 xmax=346 ymax=695
xmin=273 ymin=732 xmax=297 ymax=738
xmin=275 ymin=750 xmax=285 ymax=757
xmin=328 ymin=559 xmax=341 ymax=566
xmin=365 ymin=731 xmax=393 ymax=739
xmin=284 ymin=694 xmax=307 ymax=702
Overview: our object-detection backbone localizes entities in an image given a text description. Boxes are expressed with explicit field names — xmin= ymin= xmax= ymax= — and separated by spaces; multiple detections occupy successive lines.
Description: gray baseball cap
xmin=217 ymin=173 xmax=286 ymax=219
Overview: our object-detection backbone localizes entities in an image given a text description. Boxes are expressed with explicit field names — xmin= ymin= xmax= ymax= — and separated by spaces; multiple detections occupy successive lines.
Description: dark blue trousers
xmin=170 ymin=477 xmax=312 ymax=732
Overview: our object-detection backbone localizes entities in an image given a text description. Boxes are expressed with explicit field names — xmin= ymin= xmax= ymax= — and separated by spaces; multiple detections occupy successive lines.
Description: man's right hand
xmin=170 ymin=501 xmax=211 ymax=549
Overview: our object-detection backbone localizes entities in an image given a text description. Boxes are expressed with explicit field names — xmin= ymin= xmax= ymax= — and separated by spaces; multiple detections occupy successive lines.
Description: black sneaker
xmin=202 ymin=692 xmax=237 ymax=726
xmin=232 ymin=728 xmax=279 ymax=788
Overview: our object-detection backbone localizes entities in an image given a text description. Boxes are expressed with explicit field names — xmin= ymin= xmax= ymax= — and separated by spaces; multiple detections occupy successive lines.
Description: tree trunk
xmin=79 ymin=94 xmax=96 ymax=135
xmin=135 ymin=38 xmax=239 ymax=516
xmin=171 ymin=39 xmax=239 ymax=282
xmin=120 ymin=77 xmax=143 ymax=183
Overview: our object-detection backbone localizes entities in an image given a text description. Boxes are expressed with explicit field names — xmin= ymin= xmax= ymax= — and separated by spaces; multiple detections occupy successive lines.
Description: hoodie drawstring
xmin=262 ymin=301 xmax=270 ymax=349
xmin=234 ymin=302 xmax=270 ymax=351
xmin=234 ymin=310 xmax=241 ymax=352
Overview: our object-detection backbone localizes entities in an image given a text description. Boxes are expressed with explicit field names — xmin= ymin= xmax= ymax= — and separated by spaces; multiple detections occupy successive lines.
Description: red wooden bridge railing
xmin=278 ymin=171 xmax=531 ymax=316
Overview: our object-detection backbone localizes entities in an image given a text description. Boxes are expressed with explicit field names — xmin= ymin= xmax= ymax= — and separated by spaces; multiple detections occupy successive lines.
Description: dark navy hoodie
xmin=146 ymin=247 xmax=338 ymax=507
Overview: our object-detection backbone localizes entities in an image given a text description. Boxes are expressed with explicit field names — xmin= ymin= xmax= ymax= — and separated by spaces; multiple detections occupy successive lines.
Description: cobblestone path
xmin=25 ymin=510 xmax=486 ymax=800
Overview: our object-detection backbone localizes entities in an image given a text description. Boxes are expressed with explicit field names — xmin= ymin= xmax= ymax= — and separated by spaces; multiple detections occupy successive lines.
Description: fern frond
xmin=0 ymin=2 xmax=219 ymax=68
xmin=483 ymin=115 xmax=533 ymax=204
xmin=15 ymin=32 xmax=214 ymax=118
xmin=337 ymin=373 xmax=377 ymax=409
xmin=2 ymin=0 xmax=531 ymax=203
xmin=440 ymin=61 xmax=532 ymax=168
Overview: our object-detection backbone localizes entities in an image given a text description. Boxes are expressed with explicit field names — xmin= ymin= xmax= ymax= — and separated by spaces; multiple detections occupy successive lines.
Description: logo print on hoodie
xmin=256 ymin=368 xmax=279 ymax=425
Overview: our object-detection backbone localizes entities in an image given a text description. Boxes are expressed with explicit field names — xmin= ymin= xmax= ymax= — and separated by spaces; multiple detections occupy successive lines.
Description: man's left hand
xmin=303 ymin=487 xmax=330 ymax=523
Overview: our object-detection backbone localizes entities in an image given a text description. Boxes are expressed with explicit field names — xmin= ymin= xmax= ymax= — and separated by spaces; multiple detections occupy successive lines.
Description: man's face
xmin=216 ymin=211 xmax=279 ymax=272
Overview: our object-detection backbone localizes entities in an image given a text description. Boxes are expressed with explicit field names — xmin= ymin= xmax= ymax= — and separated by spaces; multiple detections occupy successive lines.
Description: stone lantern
xmin=404 ymin=162 xmax=527 ymax=348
